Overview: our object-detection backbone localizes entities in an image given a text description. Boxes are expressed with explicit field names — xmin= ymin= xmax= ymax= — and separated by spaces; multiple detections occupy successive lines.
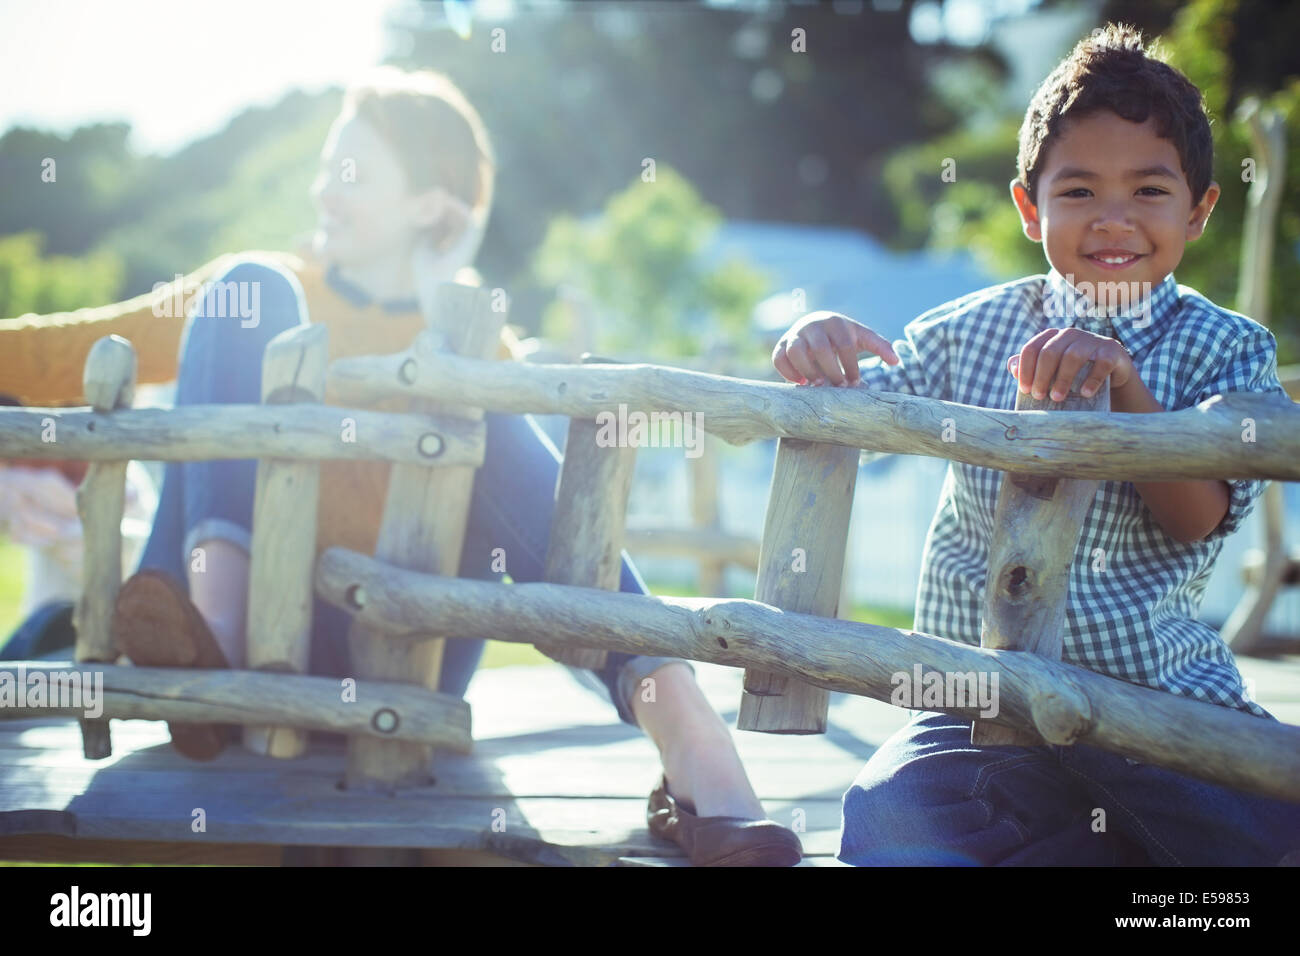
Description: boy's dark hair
xmin=1016 ymin=22 xmax=1214 ymax=206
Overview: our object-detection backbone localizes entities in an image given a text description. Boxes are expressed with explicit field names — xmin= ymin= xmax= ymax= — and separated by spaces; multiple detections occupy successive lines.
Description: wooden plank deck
xmin=1 ymin=653 xmax=1296 ymax=866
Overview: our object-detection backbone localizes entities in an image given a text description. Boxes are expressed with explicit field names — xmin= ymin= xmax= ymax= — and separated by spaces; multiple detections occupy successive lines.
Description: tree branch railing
xmin=314 ymin=546 xmax=1300 ymax=804
xmin=327 ymin=343 xmax=1300 ymax=481
xmin=2 ymin=329 xmax=1297 ymax=809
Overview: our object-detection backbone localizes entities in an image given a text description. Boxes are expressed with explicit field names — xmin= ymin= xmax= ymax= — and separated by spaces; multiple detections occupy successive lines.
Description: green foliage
xmin=0 ymin=232 xmax=123 ymax=318
xmin=0 ymin=92 xmax=339 ymax=318
xmin=533 ymin=168 xmax=770 ymax=361
xmin=882 ymin=117 xmax=1031 ymax=279
xmin=1 ymin=4 xmax=976 ymax=329
xmin=881 ymin=0 xmax=1300 ymax=362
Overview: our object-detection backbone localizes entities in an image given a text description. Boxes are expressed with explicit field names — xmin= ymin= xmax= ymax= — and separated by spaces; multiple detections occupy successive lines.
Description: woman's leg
xmin=457 ymin=410 xmax=764 ymax=818
xmin=134 ymin=259 xmax=309 ymax=667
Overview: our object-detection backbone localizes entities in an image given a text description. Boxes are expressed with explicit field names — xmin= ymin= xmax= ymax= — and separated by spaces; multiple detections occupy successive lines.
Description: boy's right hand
xmin=772 ymin=311 xmax=900 ymax=387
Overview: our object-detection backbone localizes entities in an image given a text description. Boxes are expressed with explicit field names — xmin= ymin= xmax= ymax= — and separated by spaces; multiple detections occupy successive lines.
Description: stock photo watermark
xmin=0 ymin=664 xmax=103 ymax=719
xmin=594 ymin=404 xmax=705 ymax=459
xmin=1044 ymin=276 xmax=1154 ymax=328
xmin=50 ymin=886 xmax=151 ymax=936
xmin=890 ymin=663 xmax=1000 ymax=719
xmin=151 ymin=275 xmax=262 ymax=328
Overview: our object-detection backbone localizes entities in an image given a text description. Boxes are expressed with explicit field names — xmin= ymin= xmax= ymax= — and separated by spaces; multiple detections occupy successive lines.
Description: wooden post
xmin=737 ymin=439 xmax=858 ymax=734
xmin=73 ymin=335 xmax=137 ymax=759
xmin=691 ymin=432 xmax=726 ymax=597
xmin=344 ymin=285 xmax=504 ymax=795
xmin=243 ymin=323 xmax=328 ymax=758
xmin=1223 ymin=100 xmax=1289 ymax=655
xmin=535 ymin=411 xmax=636 ymax=669
xmin=972 ymin=373 xmax=1109 ymax=746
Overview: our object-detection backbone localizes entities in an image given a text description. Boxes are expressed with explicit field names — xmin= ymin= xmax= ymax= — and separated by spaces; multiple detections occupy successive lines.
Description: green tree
xmin=533 ymin=168 xmax=769 ymax=362
xmin=0 ymin=232 xmax=122 ymax=318
xmin=882 ymin=0 xmax=1300 ymax=362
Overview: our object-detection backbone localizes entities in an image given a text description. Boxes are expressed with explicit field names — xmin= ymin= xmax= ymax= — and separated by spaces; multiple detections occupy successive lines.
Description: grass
xmin=0 ymin=536 xmax=25 ymax=642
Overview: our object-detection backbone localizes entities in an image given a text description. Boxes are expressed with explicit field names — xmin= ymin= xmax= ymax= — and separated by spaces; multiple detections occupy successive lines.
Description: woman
xmin=0 ymin=68 xmax=800 ymax=866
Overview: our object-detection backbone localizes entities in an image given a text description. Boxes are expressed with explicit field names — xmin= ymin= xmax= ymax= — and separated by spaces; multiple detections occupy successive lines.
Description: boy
xmin=772 ymin=23 xmax=1299 ymax=865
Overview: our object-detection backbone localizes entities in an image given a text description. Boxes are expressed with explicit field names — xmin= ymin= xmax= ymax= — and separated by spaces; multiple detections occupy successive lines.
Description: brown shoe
xmin=647 ymin=776 xmax=803 ymax=866
xmin=112 ymin=570 xmax=234 ymax=761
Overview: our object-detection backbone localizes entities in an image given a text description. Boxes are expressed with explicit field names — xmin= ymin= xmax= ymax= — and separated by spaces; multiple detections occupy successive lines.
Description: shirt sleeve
xmin=0 ymin=253 xmax=242 ymax=406
xmin=854 ymin=311 xmax=950 ymax=402
xmin=1187 ymin=321 xmax=1291 ymax=542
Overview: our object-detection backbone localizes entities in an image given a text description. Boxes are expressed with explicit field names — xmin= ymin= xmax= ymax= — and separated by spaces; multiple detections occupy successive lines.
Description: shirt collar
xmin=1041 ymin=268 xmax=1179 ymax=358
xmin=324 ymin=264 xmax=420 ymax=315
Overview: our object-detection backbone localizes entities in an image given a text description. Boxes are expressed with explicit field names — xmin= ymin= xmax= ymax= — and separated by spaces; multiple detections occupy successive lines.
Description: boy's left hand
xmin=1007 ymin=327 xmax=1135 ymax=402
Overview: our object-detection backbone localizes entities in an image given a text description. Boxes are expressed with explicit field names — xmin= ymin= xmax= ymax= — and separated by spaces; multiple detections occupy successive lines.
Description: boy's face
xmin=1010 ymin=110 xmax=1220 ymax=298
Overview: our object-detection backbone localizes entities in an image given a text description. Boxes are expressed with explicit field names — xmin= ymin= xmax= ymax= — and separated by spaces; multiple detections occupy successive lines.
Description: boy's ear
xmin=1010 ymin=180 xmax=1042 ymax=242
xmin=1186 ymin=180 xmax=1220 ymax=242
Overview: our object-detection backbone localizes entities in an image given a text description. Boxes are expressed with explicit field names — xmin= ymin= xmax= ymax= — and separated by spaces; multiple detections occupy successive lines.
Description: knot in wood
xmin=346 ymin=584 xmax=367 ymax=610
xmin=1028 ymin=690 xmax=1091 ymax=745
xmin=371 ymin=708 xmax=399 ymax=734
xmin=417 ymin=432 xmax=444 ymax=458
xmin=999 ymin=564 xmax=1034 ymax=600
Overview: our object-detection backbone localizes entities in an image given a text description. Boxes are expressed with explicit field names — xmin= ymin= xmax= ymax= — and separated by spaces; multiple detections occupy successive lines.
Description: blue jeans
xmin=840 ymin=710 xmax=1300 ymax=865
xmin=136 ymin=258 xmax=688 ymax=726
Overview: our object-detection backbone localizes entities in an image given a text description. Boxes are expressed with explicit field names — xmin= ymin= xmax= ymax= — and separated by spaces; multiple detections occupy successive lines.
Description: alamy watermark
xmin=1044 ymin=276 xmax=1154 ymax=330
xmin=594 ymin=403 xmax=704 ymax=459
xmin=890 ymin=663 xmax=999 ymax=718
xmin=151 ymin=275 xmax=261 ymax=328
xmin=0 ymin=665 xmax=103 ymax=719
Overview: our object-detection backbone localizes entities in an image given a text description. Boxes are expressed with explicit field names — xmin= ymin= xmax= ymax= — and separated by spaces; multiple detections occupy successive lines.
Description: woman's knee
xmin=190 ymin=257 xmax=307 ymax=343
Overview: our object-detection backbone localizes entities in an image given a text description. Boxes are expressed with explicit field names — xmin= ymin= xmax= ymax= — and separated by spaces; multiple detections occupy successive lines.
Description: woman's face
xmin=310 ymin=112 xmax=429 ymax=267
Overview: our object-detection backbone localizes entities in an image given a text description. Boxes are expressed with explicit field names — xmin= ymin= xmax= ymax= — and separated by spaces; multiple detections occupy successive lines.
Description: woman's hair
xmin=1016 ymin=22 xmax=1214 ymax=206
xmin=342 ymin=67 xmax=496 ymax=235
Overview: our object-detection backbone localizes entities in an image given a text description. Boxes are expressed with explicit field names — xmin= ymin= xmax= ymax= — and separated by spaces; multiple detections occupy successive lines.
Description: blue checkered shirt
xmin=857 ymin=268 xmax=1290 ymax=718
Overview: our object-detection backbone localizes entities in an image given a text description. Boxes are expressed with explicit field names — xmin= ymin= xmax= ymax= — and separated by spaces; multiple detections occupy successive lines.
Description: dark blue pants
xmin=840 ymin=710 xmax=1300 ymax=865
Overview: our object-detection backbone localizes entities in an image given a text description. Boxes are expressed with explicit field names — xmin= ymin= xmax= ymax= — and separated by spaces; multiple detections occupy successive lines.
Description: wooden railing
xmin=2 ymin=301 xmax=1298 ymax=806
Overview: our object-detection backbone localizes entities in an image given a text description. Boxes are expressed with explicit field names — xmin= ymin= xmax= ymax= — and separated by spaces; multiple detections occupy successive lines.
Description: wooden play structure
xmin=1 ymin=271 xmax=1298 ymax=864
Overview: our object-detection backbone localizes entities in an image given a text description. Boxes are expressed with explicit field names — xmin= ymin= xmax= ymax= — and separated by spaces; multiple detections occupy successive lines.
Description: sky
xmin=0 ymin=0 xmax=396 ymax=155
xmin=0 ymin=0 xmax=1039 ymax=157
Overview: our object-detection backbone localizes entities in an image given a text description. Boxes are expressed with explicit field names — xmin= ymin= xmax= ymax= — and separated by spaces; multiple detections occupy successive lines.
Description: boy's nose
xmin=1091 ymin=205 xmax=1136 ymax=232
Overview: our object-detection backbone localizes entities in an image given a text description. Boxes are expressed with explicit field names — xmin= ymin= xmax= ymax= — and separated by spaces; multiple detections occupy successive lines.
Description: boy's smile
xmin=1011 ymin=111 xmax=1219 ymax=304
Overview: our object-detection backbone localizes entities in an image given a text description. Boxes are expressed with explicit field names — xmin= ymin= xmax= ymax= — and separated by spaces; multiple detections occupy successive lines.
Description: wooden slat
xmin=0 ymin=405 xmax=485 ymax=465
xmin=691 ymin=431 xmax=726 ymax=595
xmin=0 ymin=834 xmax=279 ymax=866
xmin=0 ymin=663 xmax=472 ymax=752
xmin=317 ymin=550 xmax=1300 ymax=801
xmin=738 ymin=439 xmax=858 ymax=733
xmin=973 ymin=374 xmax=1108 ymax=746
xmin=244 ymin=324 xmax=328 ymax=758
xmin=325 ymin=350 xmax=1300 ymax=481
xmin=536 ymin=414 xmax=636 ymax=669
xmin=344 ymin=285 xmax=504 ymax=804
xmin=74 ymin=334 xmax=137 ymax=760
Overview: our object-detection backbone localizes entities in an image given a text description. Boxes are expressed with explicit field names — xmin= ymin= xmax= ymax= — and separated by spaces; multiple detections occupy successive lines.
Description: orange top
xmin=0 ymin=251 xmax=519 ymax=557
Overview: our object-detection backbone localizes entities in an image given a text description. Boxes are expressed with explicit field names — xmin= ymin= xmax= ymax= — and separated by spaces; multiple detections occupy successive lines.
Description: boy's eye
xmin=1137 ymin=186 xmax=1169 ymax=196
xmin=1062 ymin=188 xmax=1091 ymax=198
